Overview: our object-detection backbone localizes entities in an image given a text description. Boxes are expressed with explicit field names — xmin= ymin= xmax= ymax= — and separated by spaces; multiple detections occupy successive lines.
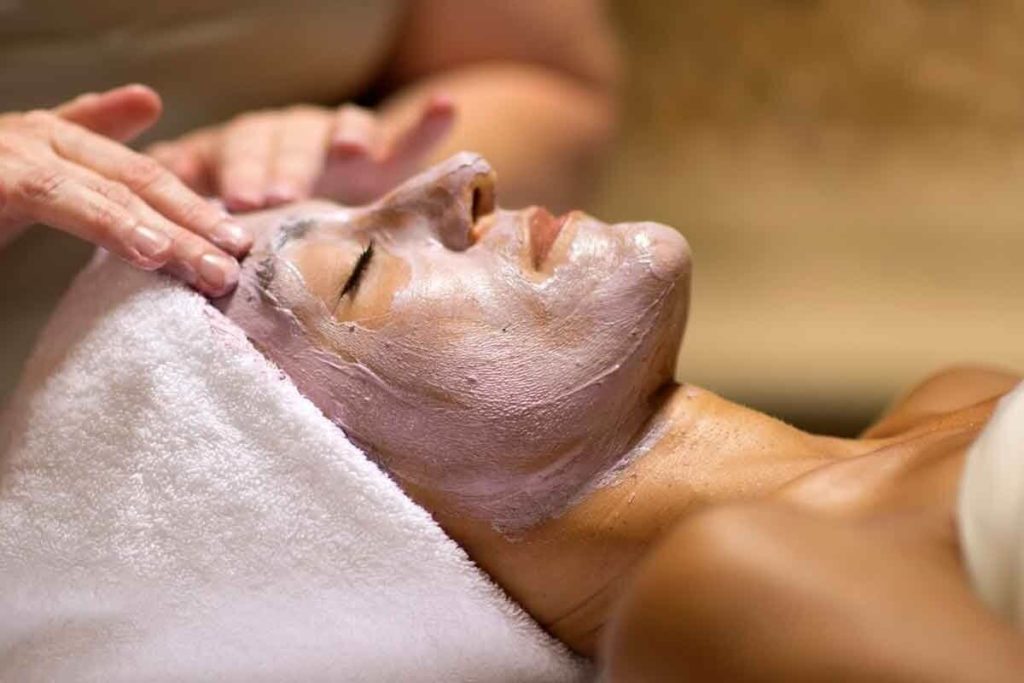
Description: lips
xmin=528 ymin=207 xmax=570 ymax=269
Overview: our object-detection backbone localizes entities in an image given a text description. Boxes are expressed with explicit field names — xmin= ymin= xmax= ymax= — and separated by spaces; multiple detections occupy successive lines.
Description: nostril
xmin=470 ymin=180 xmax=495 ymax=224
xmin=463 ymin=176 xmax=497 ymax=247
xmin=381 ymin=153 xmax=498 ymax=250
xmin=471 ymin=187 xmax=484 ymax=223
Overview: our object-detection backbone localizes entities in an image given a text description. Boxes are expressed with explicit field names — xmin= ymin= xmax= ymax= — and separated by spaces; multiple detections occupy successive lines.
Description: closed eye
xmin=336 ymin=240 xmax=375 ymax=306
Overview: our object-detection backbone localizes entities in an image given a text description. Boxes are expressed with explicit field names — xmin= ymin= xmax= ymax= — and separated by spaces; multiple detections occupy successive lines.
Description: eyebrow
xmin=255 ymin=218 xmax=319 ymax=295
xmin=272 ymin=217 xmax=318 ymax=251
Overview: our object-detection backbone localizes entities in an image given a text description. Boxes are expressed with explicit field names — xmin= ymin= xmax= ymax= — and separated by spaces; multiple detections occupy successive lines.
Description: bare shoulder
xmin=601 ymin=503 xmax=1024 ymax=682
xmin=865 ymin=364 xmax=1020 ymax=438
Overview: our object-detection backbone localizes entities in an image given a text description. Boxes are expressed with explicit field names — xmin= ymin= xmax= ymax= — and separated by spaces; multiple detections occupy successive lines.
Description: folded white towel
xmin=959 ymin=381 xmax=1024 ymax=630
xmin=0 ymin=253 xmax=588 ymax=683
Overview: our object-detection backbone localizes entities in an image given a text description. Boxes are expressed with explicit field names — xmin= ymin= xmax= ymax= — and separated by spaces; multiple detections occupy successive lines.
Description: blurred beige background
xmin=595 ymin=0 xmax=1024 ymax=433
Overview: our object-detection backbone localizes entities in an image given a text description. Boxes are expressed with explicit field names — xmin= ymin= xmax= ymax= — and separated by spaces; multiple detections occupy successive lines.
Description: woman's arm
xmin=149 ymin=2 xmax=619 ymax=212
xmin=381 ymin=0 xmax=621 ymax=210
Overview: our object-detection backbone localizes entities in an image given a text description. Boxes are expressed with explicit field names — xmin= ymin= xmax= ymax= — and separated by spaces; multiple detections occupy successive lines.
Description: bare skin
xmin=0 ymin=86 xmax=251 ymax=296
xmin=223 ymin=156 xmax=1024 ymax=679
xmin=0 ymin=4 xmax=615 ymax=301
xmin=223 ymin=154 xmax=688 ymax=532
xmin=602 ymin=368 xmax=1024 ymax=682
xmin=150 ymin=0 xmax=619 ymax=212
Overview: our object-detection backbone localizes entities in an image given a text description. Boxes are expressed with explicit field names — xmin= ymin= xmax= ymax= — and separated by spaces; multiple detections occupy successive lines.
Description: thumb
xmin=55 ymin=84 xmax=163 ymax=142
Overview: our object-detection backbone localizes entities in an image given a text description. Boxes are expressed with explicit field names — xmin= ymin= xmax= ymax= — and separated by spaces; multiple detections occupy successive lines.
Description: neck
xmin=437 ymin=383 xmax=867 ymax=655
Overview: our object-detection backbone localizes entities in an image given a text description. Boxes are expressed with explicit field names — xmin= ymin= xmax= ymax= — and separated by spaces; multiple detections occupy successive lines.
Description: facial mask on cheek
xmin=223 ymin=158 xmax=692 ymax=533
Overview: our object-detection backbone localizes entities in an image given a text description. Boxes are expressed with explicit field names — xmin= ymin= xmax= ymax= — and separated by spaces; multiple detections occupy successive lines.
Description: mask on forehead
xmin=223 ymin=153 xmax=692 ymax=531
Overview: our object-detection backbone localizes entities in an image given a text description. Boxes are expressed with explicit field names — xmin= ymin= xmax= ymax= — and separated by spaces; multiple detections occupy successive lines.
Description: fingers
xmin=385 ymin=94 xmax=457 ymax=167
xmin=59 ymin=160 xmax=241 ymax=295
xmin=215 ymin=107 xmax=334 ymax=210
xmin=215 ymin=113 xmax=277 ymax=212
xmin=315 ymin=97 xmax=456 ymax=205
xmin=148 ymin=129 xmax=217 ymax=194
xmin=0 ymin=104 xmax=246 ymax=297
xmin=48 ymin=115 xmax=252 ymax=264
xmin=315 ymin=104 xmax=387 ymax=203
xmin=55 ymin=84 xmax=162 ymax=143
xmin=329 ymin=104 xmax=384 ymax=159
xmin=11 ymin=161 xmax=235 ymax=296
xmin=267 ymin=107 xmax=331 ymax=204
xmin=12 ymin=161 xmax=170 ymax=271
xmin=140 ymin=97 xmax=454 ymax=214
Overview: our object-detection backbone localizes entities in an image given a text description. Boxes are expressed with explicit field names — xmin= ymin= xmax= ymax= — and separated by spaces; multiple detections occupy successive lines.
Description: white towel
xmin=0 ymin=252 xmax=588 ymax=683
xmin=959 ymin=381 xmax=1024 ymax=630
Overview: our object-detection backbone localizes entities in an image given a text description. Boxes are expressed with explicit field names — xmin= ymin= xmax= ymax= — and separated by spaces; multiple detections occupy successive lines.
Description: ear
xmin=54 ymin=84 xmax=163 ymax=142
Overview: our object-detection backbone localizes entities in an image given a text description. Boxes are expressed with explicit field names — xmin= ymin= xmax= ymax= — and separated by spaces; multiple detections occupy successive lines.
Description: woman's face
xmin=224 ymin=153 xmax=691 ymax=530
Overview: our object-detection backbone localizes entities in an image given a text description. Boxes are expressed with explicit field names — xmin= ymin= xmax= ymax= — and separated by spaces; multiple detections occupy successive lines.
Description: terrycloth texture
xmin=959 ymin=381 xmax=1024 ymax=630
xmin=0 ymin=253 xmax=588 ymax=683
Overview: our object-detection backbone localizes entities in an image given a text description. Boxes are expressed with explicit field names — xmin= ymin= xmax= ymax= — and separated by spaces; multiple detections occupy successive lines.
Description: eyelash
xmin=337 ymin=240 xmax=375 ymax=305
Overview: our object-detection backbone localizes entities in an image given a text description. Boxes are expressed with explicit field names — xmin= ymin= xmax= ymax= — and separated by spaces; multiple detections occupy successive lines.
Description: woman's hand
xmin=148 ymin=96 xmax=456 ymax=211
xmin=0 ymin=85 xmax=251 ymax=297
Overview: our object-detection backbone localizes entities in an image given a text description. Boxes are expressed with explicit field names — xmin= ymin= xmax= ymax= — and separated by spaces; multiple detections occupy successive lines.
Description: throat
xmin=445 ymin=383 xmax=859 ymax=656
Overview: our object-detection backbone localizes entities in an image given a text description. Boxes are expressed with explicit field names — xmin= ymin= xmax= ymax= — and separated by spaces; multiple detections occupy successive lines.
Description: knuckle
xmin=14 ymin=167 xmax=66 ymax=205
xmin=176 ymin=196 xmax=216 ymax=229
xmin=22 ymin=109 xmax=57 ymax=131
xmin=86 ymin=198 xmax=130 ymax=238
xmin=97 ymin=180 xmax=135 ymax=207
xmin=121 ymin=156 xmax=168 ymax=191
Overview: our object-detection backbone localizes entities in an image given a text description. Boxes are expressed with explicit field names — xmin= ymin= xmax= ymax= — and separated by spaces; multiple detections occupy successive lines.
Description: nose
xmin=377 ymin=152 xmax=496 ymax=250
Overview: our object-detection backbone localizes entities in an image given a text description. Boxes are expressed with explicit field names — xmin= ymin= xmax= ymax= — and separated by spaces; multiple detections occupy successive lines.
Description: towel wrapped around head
xmin=0 ymin=253 xmax=588 ymax=682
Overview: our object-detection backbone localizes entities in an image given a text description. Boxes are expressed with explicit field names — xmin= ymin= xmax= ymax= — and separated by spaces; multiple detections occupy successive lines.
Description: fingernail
xmin=131 ymin=225 xmax=171 ymax=261
xmin=212 ymin=220 xmax=253 ymax=254
xmin=198 ymin=253 xmax=240 ymax=295
xmin=427 ymin=93 xmax=456 ymax=113
xmin=331 ymin=137 xmax=368 ymax=157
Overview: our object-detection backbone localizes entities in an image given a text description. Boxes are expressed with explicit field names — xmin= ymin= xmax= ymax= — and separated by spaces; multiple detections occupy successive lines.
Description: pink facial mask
xmin=222 ymin=153 xmax=692 ymax=532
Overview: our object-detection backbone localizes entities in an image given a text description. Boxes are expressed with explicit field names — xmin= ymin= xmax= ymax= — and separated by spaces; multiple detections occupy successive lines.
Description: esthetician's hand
xmin=147 ymin=95 xmax=456 ymax=211
xmin=0 ymin=85 xmax=251 ymax=297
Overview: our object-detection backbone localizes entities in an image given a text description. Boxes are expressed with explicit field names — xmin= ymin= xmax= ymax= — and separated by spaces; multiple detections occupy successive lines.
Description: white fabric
xmin=959 ymin=381 xmax=1024 ymax=629
xmin=0 ymin=253 xmax=588 ymax=683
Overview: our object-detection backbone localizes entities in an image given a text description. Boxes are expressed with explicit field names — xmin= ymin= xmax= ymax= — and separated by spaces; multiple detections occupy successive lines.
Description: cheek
xmin=280 ymin=241 xmax=357 ymax=306
xmin=333 ymin=252 xmax=410 ymax=328
xmin=343 ymin=236 xmax=684 ymax=407
xmin=312 ymin=269 xmax=685 ymax=528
